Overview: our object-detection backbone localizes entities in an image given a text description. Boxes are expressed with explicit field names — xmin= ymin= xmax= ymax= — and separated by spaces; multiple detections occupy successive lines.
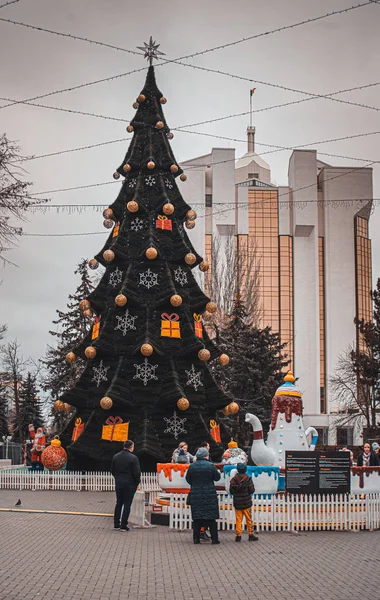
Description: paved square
xmin=0 ymin=490 xmax=379 ymax=600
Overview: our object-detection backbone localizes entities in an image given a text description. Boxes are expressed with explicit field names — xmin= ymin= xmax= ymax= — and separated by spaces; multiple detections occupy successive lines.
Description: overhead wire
xmin=0 ymin=0 xmax=20 ymax=8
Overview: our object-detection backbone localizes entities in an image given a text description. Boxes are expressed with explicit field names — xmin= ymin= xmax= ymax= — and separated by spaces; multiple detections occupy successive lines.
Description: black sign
xmin=286 ymin=451 xmax=351 ymax=494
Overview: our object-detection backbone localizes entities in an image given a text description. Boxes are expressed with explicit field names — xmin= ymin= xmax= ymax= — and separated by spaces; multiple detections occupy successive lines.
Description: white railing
xmin=169 ymin=492 xmax=380 ymax=532
xmin=0 ymin=470 xmax=161 ymax=495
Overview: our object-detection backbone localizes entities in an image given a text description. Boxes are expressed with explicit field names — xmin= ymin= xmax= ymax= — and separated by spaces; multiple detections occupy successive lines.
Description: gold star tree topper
xmin=137 ymin=36 xmax=165 ymax=65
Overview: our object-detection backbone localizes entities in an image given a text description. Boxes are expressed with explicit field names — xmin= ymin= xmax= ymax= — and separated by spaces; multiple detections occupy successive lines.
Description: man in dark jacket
xmin=111 ymin=440 xmax=141 ymax=531
xmin=229 ymin=463 xmax=258 ymax=542
xmin=185 ymin=448 xmax=221 ymax=544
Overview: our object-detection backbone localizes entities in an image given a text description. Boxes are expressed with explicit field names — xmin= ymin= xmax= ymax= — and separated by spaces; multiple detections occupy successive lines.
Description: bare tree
xmin=205 ymin=233 xmax=261 ymax=325
xmin=0 ymin=340 xmax=28 ymax=442
xmin=0 ymin=134 xmax=46 ymax=265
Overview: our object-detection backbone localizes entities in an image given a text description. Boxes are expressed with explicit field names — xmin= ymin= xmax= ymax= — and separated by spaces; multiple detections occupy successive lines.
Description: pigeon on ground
xmin=15 ymin=499 xmax=21 ymax=506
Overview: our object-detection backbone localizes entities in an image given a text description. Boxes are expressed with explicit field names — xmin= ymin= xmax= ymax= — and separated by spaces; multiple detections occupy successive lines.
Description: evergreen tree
xmin=60 ymin=58 xmax=237 ymax=471
xmin=12 ymin=373 xmax=44 ymax=442
xmin=42 ymin=259 xmax=95 ymax=431
xmin=210 ymin=295 xmax=289 ymax=446
xmin=0 ymin=386 xmax=9 ymax=438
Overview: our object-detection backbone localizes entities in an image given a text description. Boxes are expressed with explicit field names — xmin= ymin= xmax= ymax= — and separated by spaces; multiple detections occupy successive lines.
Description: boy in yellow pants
xmin=229 ymin=463 xmax=259 ymax=542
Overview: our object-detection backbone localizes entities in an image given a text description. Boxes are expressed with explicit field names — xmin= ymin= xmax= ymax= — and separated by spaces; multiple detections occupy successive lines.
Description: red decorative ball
xmin=41 ymin=442 xmax=67 ymax=471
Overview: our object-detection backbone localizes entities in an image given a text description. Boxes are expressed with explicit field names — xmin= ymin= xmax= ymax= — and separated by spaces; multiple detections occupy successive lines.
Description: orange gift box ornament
xmin=156 ymin=215 xmax=172 ymax=231
xmin=91 ymin=316 xmax=101 ymax=340
xmin=101 ymin=416 xmax=129 ymax=442
xmin=71 ymin=417 xmax=85 ymax=442
xmin=112 ymin=222 xmax=120 ymax=237
xmin=209 ymin=419 xmax=221 ymax=443
xmin=161 ymin=313 xmax=181 ymax=338
xmin=193 ymin=313 xmax=203 ymax=339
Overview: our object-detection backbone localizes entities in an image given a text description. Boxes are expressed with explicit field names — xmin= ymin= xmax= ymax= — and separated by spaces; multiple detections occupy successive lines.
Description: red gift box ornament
xmin=193 ymin=313 xmax=203 ymax=338
xmin=210 ymin=420 xmax=221 ymax=443
xmin=72 ymin=417 xmax=84 ymax=442
xmin=91 ymin=316 xmax=101 ymax=340
xmin=156 ymin=215 xmax=172 ymax=231
xmin=161 ymin=313 xmax=181 ymax=338
xmin=112 ymin=222 xmax=120 ymax=238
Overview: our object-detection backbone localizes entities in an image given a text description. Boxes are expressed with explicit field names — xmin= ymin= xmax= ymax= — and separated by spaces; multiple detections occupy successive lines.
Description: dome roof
xmin=275 ymin=372 xmax=302 ymax=398
xmin=235 ymin=151 xmax=271 ymax=171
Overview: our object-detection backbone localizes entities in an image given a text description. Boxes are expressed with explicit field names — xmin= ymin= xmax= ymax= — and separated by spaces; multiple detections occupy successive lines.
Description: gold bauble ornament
xmin=103 ymin=219 xmax=113 ymax=229
xmin=219 ymin=353 xmax=230 ymax=366
xmin=180 ymin=174 xmax=187 ymax=182
xmin=133 ymin=101 xmax=139 ymax=109
xmin=170 ymin=294 xmax=182 ymax=307
xmin=185 ymin=253 xmax=196 ymax=265
xmin=85 ymin=346 xmax=97 ymax=359
xmin=185 ymin=220 xmax=195 ymax=229
xmin=65 ymin=352 xmax=76 ymax=363
xmin=147 ymin=161 xmax=155 ymax=170
xmin=228 ymin=401 xmax=239 ymax=415
xmin=100 ymin=396 xmax=113 ymax=410
xmin=202 ymin=311 xmax=213 ymax=321
xmin=163 ymin=203 xmax=174 ymax=215
xmin=113 ymin=171 xmax=120 ymax=180
xmin=186 ymin=209 xmax=197 ymax=220
xmin=79 ymin=299 xmax=91 ymax=311
xmin=170 ymin=164 xmax=179 ymax=174
xmin=63 ymin=403 xmax=72 ymax=414
xmin=123 ymin=163 xmax=131 ymax=173
xmin=137 ymin=94 xmax=146 ymax=103
xmin=167 ymin=132 xmax=174 ymax=139
xmin=141 ymin=343 xmax=153 ymax=357
xmin=103 ymin=249 xmax=115 ymax=262
xmin=160 ymin=97 xmax=167 ymax=104
xmin=53 ymin=400 xmax=64 ymax=412
xmin=127 ymin=125 xmax=134 ymax=133
xmin=115 ymin=294 xmax=127 ymax=307
xmin=206 ymin=301 xmax=217 ymax=313
xmin=103 ymin=208 xmax=114 ymax=219
xmin=222 ymin=405 xmax=231 ymax=416
xmin=177 ymin=397 xmax=190 ymax=411
xmin=88 ymin=258 xmax=99 ymax=270
xmin=127 ymin=200 xmax=139 ymax=213
xmin=146 ymin=247 xmax=158 ymax=260
xmin=83 ymin=308 xmax=93 ymax=319
xmin=198 ymin=348 xmax=211 ymax=361
xmin=156 ymin=121 xmax=164 ymax=129
xmin=199 ymin=261 xmax=209 ymax=272
xmin=41 ymin=439 xmax=67 ymax=470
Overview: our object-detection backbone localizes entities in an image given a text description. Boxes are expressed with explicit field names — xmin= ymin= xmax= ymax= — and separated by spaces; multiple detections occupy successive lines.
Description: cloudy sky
xmin=1 ymin=0 xmax=380 ymax=366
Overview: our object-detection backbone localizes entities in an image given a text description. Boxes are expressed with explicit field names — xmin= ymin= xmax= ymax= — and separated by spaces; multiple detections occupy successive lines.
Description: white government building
xmin=178 ymin=127 xmax=373 ymax=446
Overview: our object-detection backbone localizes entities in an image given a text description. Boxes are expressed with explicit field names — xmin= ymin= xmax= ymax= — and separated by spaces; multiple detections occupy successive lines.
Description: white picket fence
xmin=0 ymin=470 xmax=161 ymax=496
xmin=169 ymin=492 xmax=380 ymax=532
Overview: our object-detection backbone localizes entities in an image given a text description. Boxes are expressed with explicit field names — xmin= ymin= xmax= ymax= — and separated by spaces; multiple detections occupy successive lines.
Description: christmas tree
xmin=60 ymin=40 xmax=237 ymax=471
xmin=12 ymin=373 xmax=44 ymax=442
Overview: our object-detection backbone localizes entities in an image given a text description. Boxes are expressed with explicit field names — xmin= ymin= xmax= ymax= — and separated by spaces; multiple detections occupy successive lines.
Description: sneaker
xmin=248 ymin=534 xmax=259 ymax=541
xmin=235 ymin=536 xmax=241 ymax=542
xmin=119 ymin=526 xmax=130 ymax=532
xmin=114 ymin=524 xmax=120 ymax=529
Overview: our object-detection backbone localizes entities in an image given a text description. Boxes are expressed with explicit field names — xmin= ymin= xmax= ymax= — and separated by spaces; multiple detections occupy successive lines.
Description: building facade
xmin=179 ymin=129 xmax=373 ymax=445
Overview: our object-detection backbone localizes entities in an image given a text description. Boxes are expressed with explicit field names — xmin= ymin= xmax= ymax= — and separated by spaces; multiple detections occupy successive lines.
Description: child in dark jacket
xmin=229 ymin=463 xmax=258 ymax=542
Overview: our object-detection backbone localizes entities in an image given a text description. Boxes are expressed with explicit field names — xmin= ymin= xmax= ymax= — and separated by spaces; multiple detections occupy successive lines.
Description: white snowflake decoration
xmin=128 ymin=178 xmax=137 ymax=188
xmin=164 ymin=177 xmax=173 ymax=189
xmin=185 ymin=364 xmax=203 ymax=391
xmin=164 ymin=411 xmax=187 ymax=440
xmin=139 ymin=268 xmax=158 ymax=289
xmin=145 ymin=175 xmax=156 ymax=186
xmin=174 ymin=266 xmax=188 ymax=287
xmin=109 ymin=267 xmax=123 ymax=288
xmin=114 ymin=310 xmax=138 ymax=336
xmin=133 ymin=358 xmax=159 ymax=386
xmin=92 ymin=360 xmax=110 ymax=387
xmin=130 ymin=217 xmax=145 ymax=232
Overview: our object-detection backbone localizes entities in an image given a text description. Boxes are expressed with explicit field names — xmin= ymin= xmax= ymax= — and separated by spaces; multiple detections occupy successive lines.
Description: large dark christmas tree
xmin=60 ymin=42 xmax=237 ymax=471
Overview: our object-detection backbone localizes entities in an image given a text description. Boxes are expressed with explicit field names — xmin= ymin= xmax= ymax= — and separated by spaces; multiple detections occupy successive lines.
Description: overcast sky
xmin=1 ymin=0 xmax=380 ymax=367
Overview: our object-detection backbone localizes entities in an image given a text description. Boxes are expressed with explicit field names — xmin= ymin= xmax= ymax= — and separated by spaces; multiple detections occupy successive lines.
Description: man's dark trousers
xmin=114 ymin=484 xmax=136 ymax=529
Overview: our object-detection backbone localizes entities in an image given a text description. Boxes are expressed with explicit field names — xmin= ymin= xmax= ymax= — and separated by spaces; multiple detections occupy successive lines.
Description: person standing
xmin=357 ymin=442 xmax=379 ymax=466
xmin=185 ymin=447 xmax=221 ymax=544
xmin=229 ymin=463 xmax=258 ymax=542
xmin=111 ymin=440 xmax=141 ymax=531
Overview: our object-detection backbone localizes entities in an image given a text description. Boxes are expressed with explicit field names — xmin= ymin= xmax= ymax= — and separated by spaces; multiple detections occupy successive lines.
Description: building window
xmin=248 ymin=172 xmax=259 ymax=179
xmin=315 ymin=427 xmax=329 ymax=445
xmin=355 ymin=216 xmax=372 ymax=350
xmin=336 ymin=427 xmax=354 ymax=446
xmin=205 ymin=194 xmax=212 ymax=207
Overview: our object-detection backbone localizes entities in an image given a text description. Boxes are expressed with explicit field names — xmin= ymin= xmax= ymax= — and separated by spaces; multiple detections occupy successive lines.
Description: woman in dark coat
xmin=357 ymin=442 xmax=379 ymax=466
xmin=185 ymin=447 xmax=221 ymax=544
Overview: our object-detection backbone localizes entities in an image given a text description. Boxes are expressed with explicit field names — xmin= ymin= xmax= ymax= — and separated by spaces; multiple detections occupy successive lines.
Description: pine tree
xmin=12 ymin=372 xmax=44 ymax=442
xmin=60 ymin=60 xmax=237 ymax=471
xmin=42 ymin=259 xmax=95 ymax=430
xmin=210 ymin=295 xmax=289 ymax=446
xmin=0 ymin=386 xmax=9 ymax=438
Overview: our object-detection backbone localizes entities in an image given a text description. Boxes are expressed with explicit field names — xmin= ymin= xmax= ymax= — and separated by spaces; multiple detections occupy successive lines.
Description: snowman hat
xmin=228 ymin=440 xmax=238 ymax=449
xmin=275 ymin=371 xmax=302 ymax=398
